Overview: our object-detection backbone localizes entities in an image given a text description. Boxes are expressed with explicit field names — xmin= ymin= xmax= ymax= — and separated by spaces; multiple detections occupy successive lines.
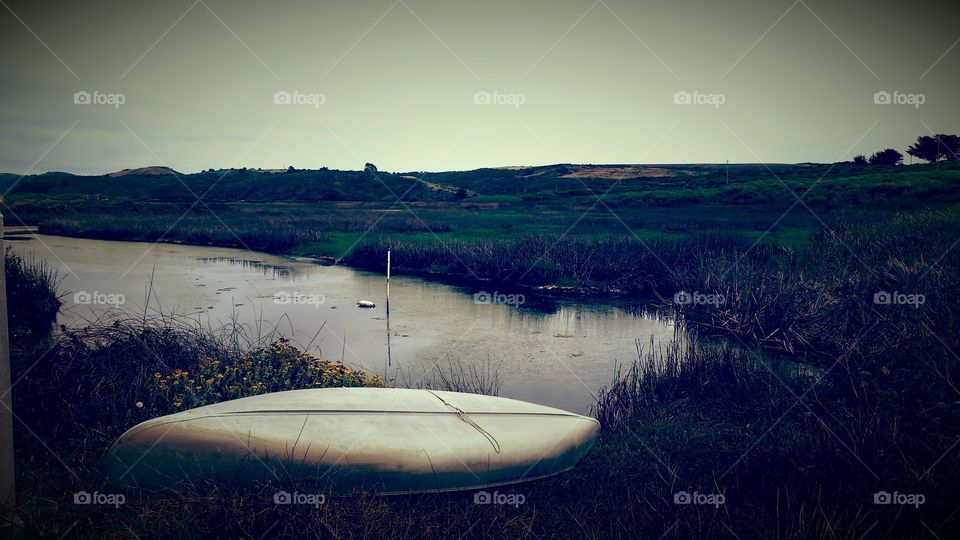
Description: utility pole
xmin=0 ymin=210 xmax=15 ymax=523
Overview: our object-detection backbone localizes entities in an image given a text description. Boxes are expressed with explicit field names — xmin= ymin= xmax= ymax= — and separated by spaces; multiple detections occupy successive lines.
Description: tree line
xmin=854 ymin=134 xmax=959 ymax=166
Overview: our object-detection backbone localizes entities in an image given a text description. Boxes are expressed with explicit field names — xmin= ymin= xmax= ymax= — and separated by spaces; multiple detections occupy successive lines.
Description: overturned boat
xmin=105 ymin=388 xmax=599 ymax=495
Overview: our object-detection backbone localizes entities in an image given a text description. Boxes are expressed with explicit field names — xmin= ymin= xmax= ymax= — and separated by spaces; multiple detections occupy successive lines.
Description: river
xmin=7 ymin=231 xmax=684 ymax=415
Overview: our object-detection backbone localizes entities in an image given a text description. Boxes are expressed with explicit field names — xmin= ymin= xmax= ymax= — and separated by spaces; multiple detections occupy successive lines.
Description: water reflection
xmin=10 ymin=232 xmax=685 ymax=415
xmin=195 ymin=257 xmax=293 ymax=278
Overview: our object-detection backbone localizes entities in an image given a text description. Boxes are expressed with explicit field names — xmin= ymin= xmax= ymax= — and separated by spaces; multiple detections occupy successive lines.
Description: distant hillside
xmin=414 ymin=163 xmax=821 ymax=196
xmin=6 ymin=168 xmax=448 ymax=202
xmin=108 ymin=166 xmax=181 ymax=177
xmin=4 ymin=162 xmax=960 ymax=210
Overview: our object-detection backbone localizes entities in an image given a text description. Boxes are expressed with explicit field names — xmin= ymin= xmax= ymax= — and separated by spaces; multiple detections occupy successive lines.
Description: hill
xmin=6 ymin=167 xmax=447 ymax=203
xmin=4 ymin=162 xmax=960 ymax=212
xmin=108 ymin=166 xmax=181 ymax=177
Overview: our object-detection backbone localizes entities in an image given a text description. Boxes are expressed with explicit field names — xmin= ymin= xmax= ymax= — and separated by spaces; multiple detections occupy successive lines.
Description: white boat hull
xmin=105 ymin=388 xmax=599 ymax=494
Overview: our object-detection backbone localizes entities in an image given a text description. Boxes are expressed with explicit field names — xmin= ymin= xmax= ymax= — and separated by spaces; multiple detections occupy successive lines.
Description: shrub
xmin=147 ymin=338 xmax=381 ymax=413
xmin=5 ymin=246 xmax=61 ymax=345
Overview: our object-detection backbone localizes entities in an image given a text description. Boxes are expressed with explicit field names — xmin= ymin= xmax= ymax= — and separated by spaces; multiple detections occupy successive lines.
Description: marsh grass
xmin=37 ymin=205 xmax=449 ymax=253
xmin=39 ymin=213 xmax=332 ymax=252
xmin=4 ymin=246 xmax=62 ymax=344
xmin=345 ymin=231 xmax=762 ymax=295
xmin=398 ymin=356 xmax=503 ymax=396
xmin=672 ymin=208 xmax=960 ymax=359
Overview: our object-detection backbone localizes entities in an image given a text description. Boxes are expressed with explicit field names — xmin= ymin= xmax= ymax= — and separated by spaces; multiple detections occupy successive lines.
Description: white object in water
xmin=357 ymin=300 xmax=376 ymax=308
xmin=105 ymin=388 xmax=599 ymax=494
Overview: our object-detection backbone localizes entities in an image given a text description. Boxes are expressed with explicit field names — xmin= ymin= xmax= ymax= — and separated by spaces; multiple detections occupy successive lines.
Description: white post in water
xmin=0 ymin=211 xmax=14 ymax=518
xmin=385 ymin=250 xmax=392 ymax=375
xmin=937 ymin=138 xmax=942 ymax=173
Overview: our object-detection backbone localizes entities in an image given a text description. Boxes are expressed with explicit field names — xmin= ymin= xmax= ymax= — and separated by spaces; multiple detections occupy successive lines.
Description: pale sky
xmin=1 ymin=0 xmax=958 ymax=174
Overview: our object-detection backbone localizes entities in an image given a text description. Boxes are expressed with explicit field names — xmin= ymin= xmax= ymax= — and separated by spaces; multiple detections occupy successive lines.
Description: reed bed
xmin=345 ymin=231 xmax=767 ymax=295
xmin=38 ymin=206 xmax=449 ymax=252
xmin=39 ymin=214 xmax=329 ymax=251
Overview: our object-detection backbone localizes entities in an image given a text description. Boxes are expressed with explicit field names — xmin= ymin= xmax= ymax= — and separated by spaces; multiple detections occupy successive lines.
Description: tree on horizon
xmin=869 ymin=149 xmax=903 ymax=166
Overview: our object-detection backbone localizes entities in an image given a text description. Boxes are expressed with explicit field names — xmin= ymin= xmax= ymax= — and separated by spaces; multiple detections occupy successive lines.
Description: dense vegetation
xmin=345 ymin=232 xmax=769 ymax=295
xmin=4 ymin=247 xmax=61 ymax=344
xmin=4 ymin=161 xmax=960 ymax=215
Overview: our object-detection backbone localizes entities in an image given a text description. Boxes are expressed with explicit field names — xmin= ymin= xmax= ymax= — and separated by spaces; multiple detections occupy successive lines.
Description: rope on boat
xmin=426 ymin=391 xmax=502 ymax=454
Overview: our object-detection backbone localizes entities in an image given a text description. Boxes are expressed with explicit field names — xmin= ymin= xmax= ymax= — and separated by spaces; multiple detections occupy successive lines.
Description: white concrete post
xmin=0 ymin=211 xmax=15 ymax=516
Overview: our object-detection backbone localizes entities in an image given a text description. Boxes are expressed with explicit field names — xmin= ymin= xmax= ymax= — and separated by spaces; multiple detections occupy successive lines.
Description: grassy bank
xmin=8 ymin=324 xmax=960 ymax=538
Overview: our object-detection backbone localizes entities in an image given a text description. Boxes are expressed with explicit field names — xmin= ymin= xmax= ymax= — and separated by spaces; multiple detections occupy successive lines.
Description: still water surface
xmin=9 ymin=232 xmax=684 ymax=414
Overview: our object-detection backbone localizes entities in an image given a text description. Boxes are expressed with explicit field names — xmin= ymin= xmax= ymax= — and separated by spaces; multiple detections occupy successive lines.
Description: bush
xmin=5 ymin=246 xmax=61 ymax=345
xmin=147 ymin=338 xmax=381 ymax=413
